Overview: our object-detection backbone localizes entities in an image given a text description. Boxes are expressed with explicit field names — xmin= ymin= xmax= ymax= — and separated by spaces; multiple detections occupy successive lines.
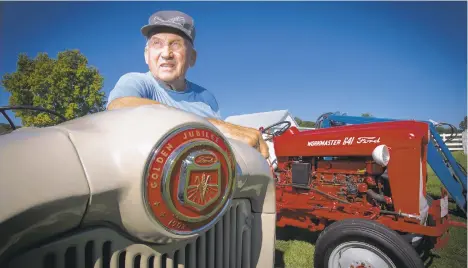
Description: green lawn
xmin=275 ymin=151 xmax=467 ymax=268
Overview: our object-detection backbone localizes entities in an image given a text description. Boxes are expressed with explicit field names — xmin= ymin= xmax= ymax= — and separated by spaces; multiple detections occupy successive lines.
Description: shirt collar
xmin=147 ymin=71 xmax=191 ymax=93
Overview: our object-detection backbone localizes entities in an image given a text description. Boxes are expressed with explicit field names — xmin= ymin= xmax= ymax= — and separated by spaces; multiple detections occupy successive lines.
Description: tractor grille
xmin=6 ymin=199 xmax=255 ymax=268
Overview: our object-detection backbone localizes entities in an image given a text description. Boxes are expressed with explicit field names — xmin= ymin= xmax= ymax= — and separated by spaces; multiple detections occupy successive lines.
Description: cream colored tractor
xmin=0 ymin=105 xmax=276 ymax=268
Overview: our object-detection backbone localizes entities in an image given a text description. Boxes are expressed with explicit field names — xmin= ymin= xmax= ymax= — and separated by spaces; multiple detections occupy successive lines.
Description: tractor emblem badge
xmin=145 ymin=126 xmax=236 ymax=234
xmin=181 ymin=151 xmax=221 ymax=211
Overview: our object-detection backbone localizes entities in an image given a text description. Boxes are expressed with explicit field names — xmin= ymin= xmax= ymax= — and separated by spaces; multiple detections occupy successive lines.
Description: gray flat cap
xmin=141 ymin=10 xmax=196 ymax=43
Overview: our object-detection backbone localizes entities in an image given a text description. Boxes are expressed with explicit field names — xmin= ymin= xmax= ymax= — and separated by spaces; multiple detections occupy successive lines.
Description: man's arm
xmin=107 ymin=96 xmax=270 ymax=158
xmin=206 ymin=117 xmax=270 ymax=158
xmin=107 ymin=96 xmax=164 ymax=110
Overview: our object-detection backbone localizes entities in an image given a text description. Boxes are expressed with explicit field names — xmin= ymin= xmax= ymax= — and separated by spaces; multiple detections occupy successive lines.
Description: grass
xmin=275 ymin=151 xmax=467 ymax=268
xmin=426 ymin=150 xmax=467 ymax=198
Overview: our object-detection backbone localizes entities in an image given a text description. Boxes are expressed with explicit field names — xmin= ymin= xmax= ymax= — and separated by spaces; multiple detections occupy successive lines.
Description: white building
xmin=225 ymin=110 xmax=300 ymax=130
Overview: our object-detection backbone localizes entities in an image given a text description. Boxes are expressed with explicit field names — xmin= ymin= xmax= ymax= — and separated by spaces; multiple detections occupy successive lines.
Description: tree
xmin=0 ymin=123 xmax=13 ymax=135
xmin=459 ymin=116 xmax=467 ymax=132
xmin=361 ymin=112 xmax=373 ymax=117
xmin=435 ymin=126 xmax=454 ymax=134
xmin=294 ymin=117 xmax=316 ymax=128
xmin=1 ymin=50 xmax=106 ymax=127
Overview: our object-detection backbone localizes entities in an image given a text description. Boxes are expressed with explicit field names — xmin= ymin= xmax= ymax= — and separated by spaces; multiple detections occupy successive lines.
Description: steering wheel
xmin=0 ymin=105 xmax=67 ymax=131
xmin=261 ymin=120 xmax=291 ymax=140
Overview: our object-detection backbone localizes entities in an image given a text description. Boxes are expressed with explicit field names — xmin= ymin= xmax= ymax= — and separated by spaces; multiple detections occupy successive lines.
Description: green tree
xmin=435 ymin=126 xmax=453 ymax=134
xmin=361 ymin=112 xmax=373 ymax=117
xmin=1 ymin=50 xmax=106 ymax=127
xmin=294 ymin=117 xmax=316 ymax=128
xmin=459 ymin=116 xmax=467 ymax=131
xmin=0 ymin=123 xmax=13 ymax=135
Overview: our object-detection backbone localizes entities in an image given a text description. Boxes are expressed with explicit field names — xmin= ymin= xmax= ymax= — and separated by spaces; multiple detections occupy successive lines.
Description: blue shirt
xmin=107 ymin=72 xmax=222 ymax=119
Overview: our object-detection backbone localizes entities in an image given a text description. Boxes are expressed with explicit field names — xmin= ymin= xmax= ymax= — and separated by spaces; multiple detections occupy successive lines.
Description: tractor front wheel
xmin=313 ymin=218 xmax=424 ymax=268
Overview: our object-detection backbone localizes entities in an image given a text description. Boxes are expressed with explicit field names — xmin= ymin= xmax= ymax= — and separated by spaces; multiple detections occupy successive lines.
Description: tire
xmin=313 ymin=218 xmax=424 ymax=268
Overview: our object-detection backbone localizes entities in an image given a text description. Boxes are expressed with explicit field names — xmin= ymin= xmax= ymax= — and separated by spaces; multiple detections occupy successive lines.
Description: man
xmin=106 ymin=10 xmax=269 ymax=158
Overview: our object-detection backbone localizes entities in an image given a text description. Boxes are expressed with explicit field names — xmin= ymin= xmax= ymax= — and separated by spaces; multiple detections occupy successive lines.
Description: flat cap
xmin=141 ymin=10 xmax=196 ymax=43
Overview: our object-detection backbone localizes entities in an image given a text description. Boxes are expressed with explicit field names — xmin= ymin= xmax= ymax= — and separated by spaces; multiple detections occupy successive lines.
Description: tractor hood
xmin=0 ymin=105 xmax=275 ymax=260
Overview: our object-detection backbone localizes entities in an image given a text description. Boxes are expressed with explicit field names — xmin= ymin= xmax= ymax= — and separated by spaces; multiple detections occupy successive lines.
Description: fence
xmin=440 ymin=133 xmax=465 ymax=152
xmin=463 ymin=131 xmax=467 ymax=154
xmin=296 ymin=127 xmax=466 ymax=152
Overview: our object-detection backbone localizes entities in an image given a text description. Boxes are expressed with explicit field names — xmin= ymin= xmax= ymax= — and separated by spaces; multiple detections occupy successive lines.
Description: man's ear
xmin=144 ymin=47 xmax=149 ymax=65
xmin=189 ymin=48 xmax=197 ymax=67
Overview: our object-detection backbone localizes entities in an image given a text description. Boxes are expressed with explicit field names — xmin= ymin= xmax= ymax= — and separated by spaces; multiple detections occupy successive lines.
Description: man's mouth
xmin=160 ymin=63 xmax=175 ymax=69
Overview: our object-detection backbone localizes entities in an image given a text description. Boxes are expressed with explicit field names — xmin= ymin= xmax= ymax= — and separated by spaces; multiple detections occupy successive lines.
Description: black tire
xmin=314 ymin=218 xmax=424 ymax=268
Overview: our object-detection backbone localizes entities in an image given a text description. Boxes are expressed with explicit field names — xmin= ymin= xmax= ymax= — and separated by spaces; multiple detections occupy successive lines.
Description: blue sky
xmin=1 ymin=1 xmax=466 ymax=126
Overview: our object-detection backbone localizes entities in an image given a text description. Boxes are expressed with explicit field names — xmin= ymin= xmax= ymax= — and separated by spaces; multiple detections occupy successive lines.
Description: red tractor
xmin=260 ymin=116 xmax=467 ymax=268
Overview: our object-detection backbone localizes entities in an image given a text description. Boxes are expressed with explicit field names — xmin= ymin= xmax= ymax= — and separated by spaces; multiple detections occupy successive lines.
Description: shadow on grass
xmin=423 ymin=251 xmax=441 ymax=268
xmin=448 ymin=207 xmax=467 ymax=219
xmin=274 ymin=249 xmax=285 ymax=268
xmin=275 ymin=226 xmax=321 ymax=268
xmin=414 ymin=236 xmax=441 ymax=268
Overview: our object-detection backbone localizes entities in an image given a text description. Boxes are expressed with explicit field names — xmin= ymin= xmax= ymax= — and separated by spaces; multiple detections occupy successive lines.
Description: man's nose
xmin=160 ymin=46 xmax=173 ymax=58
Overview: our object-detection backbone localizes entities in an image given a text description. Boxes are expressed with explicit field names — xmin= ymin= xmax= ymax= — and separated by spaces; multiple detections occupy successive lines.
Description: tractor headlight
xmin=372 ymin=144 xmax=390 ymax=166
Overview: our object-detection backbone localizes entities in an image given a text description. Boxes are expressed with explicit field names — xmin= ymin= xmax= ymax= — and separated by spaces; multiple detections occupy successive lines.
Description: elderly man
xmin=106 ymin=10 xmax=269 ymax=158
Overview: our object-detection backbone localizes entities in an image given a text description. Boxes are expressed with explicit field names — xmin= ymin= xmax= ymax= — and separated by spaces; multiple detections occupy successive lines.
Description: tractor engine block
xmin=276 ymin=156 xmax=394 ymax=211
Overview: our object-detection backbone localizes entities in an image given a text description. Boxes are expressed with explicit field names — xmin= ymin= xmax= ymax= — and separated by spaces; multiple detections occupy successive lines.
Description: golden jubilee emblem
xmin=145 ymin=126 xmax=236 ymax=235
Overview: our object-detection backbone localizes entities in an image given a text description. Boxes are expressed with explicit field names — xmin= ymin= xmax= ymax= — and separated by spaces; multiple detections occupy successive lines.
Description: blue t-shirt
xmin=107 ymin=72 xmax=222 ymax=119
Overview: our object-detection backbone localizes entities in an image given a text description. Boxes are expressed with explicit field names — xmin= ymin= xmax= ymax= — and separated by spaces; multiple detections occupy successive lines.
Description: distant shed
xmin=225 ymin=110 xmax=300 ymax=129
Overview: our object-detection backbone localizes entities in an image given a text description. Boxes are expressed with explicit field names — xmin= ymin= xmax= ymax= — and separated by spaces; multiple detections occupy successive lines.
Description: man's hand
xmin=207 ymin=118 xmax=270 ymax=159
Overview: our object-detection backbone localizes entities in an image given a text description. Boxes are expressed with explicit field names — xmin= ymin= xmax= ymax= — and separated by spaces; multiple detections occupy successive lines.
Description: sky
xmin=0 ymin=1 xmax=466 ymax=127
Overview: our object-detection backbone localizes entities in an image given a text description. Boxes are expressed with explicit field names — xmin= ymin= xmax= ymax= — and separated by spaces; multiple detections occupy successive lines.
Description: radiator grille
xmin=6 ymin=199 xmax=257 ymax=268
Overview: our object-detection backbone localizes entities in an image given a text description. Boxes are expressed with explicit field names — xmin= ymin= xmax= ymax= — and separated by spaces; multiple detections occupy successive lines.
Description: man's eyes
xmin=151 ymin=40 xmax=183 ymax=49
xmin=171 ymin=42 xmax=182 ymax=49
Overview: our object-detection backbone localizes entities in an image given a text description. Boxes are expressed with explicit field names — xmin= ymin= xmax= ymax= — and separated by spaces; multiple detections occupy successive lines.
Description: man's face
xmin=144 ymin=32 xmax=196 ymax=85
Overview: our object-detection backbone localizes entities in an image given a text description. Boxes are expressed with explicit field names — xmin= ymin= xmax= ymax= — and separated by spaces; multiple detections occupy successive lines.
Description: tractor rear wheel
xmin=313 ymin=218 xmax=424 ymax=268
